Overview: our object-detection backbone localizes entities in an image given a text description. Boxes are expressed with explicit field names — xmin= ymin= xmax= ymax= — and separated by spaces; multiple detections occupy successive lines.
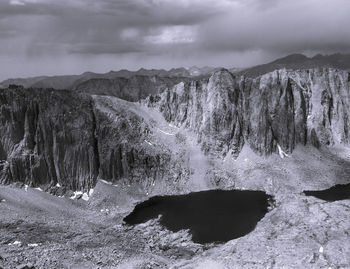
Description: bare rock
xmin=16 ymin=263 xmax=35 ymax=269
xmin=147 ymin=68 xmax=350 ymax=158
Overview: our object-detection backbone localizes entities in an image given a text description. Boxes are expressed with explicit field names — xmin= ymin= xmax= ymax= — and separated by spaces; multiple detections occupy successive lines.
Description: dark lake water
xmin=304 ymin=183 xmax=350 ymax=201
xmin=123 ymin=189 xmax=272 ymax=244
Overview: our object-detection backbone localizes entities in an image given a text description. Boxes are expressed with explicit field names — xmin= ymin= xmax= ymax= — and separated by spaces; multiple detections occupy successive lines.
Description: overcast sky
xmin=1 ymin=0 xmax=350 ymax=80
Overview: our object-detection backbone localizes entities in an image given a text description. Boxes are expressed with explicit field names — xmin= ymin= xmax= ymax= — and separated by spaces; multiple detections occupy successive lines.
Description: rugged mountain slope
xmin=2 ymin=68 xmax=350 ymax=269
xmin=74 ymin=75 xmax=190 ymax=101
xmin=0 ymin=74 xmax=89 ymax=90
xmin=1 ymin=67 xmax=350 ymax=191
xmin=0 ymin=87 xmax=184 ymax=191
xmin=0 ymin=87 xmax=99 ymax=190
xmin=0 ymin=76 xmax=48 ymax=89
xmin=0 ymin=67 xmax=217 ymax=90
xmin=147 ymin=68 xmax=350 ymax=157
xmin=239 ymin=53 xmax=350 ymax=77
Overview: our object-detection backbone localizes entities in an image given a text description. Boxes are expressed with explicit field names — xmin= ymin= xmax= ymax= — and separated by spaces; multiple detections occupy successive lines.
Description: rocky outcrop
xmin=1 ymin=67 xmax=350 ymax=190
xmin=0 ymin=87 xmax=175 ymax=191
xmin=92 ymin=96 xmax=175 ymax=185
xmin=147 ymin=68 xmax=350 ymax=157
xmin=0 ymin=87 xmax=99 ymax=190
xmin=74 ymin=75 xmax=189 ymax=101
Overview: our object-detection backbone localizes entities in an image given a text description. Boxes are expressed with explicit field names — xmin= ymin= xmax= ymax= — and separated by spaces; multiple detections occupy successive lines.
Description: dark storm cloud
xmin=99 ymin=0 xmax=219 ymax=26
xmin=69 ymin=43 xmax=144 ymax=55
xmin=197 ymin=0 xmax=350 ymax=54
xmin=0 ymin=0 xmax=224 ymax=56
xmin=1 ymin=0 xmax=350 ymax=80
xmin=0 ymin=1 xmax=62 ymax=17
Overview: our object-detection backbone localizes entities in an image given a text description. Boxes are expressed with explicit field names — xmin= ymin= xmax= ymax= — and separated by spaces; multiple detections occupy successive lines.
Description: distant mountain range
xmin=239 ymin=53 xmax=350 ymax=77
xmin=0 ymin=66 xmax=219 ymax=90
xmin=1 ymin=53 xmax=350 ymax=98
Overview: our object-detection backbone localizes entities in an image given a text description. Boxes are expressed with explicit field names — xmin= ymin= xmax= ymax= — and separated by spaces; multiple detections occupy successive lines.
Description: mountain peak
xmin=239 ymin=53 xmax=350 ymax=78
xmin=272 ymin=54 xmax=309 ymax=64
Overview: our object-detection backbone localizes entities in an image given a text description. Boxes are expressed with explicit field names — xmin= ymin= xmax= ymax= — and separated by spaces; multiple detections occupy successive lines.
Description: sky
xmin=0 ymin=0 xmax=350 ymax=80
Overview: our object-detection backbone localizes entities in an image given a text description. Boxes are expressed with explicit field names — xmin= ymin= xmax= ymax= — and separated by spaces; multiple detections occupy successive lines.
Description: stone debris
xmin=16 ymin=263 xmax=35 ymax=269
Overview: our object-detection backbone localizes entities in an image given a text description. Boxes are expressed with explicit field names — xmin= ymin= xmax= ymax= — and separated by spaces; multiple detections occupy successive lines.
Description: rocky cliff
xmin=1 ymin=68 xmax=350 ymax=191
xmin=0 ymin=86 xmax=178 ymax=191
xmin=0 ymin=87 xmax=99 ymax=190
xmin=147 ymin=68 xmax=350 ymax=157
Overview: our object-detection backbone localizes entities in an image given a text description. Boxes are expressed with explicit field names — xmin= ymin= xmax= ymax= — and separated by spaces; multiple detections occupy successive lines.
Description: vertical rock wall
xmin=147 ymin=68 xmax=350 ymax=157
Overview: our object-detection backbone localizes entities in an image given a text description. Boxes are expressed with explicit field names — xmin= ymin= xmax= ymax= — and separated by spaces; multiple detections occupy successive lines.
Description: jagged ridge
xmin=147 ymin=68 xmax=350 ymax=157
xmin=1 ymin=67 xmax=350 ymax=191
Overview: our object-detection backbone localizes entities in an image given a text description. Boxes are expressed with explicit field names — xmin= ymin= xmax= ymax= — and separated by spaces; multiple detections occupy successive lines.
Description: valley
xmin=1 ymin=62 xmax=350 ymax=268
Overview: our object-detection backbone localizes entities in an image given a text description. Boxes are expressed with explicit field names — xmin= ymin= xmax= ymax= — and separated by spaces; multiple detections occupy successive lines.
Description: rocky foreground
xmin=0 ymin=67 xmax=350 ymax=268
xmin=1 ymin=143 xmax=350 ymax=268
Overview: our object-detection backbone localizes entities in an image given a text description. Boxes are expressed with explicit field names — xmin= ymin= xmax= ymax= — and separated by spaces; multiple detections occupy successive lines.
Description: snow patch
xmin=1 ymin=199 xmax=6 ymax=202
xmin=319 ymin=246 xmax=324 ymax=253
xmin=88 ymin=188 xmax=94 ymax=196
xmin=144 ymin=140 xmax=153 ymax=146
xmin=28 ymin=243 xmax=39 ymax=247
xmin=100 ymin=179 xmax=112 ymax=185
xmin=70 ymin=191 xmax=83 ymax=200
xmin=24 ymin=185 xmax=28 ymax=192
xmin=8 ymin=241 xmax=22 ymax=246
xmin=277 ymin=144 xmax=289 ymax=159
xmin=157 ymin=128 xmax=175 ymax=136
xmin=81 ymin=193 xmax=89 ymax=201
xmin=244 ymin=158 xmax=248 ymax=162
xmin=56 ymin=183 xmax=61 ymax=188
xmin=34 ymin=187 xmax=43 ymax=192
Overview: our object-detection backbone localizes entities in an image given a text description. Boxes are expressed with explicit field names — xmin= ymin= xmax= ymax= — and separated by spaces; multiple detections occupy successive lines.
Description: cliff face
xmin=0 ymin=88 xmax=99 ymax=190
xmin=92 ymin=96 xmax=177 ymax=186
xmin=0 ymin=87 xmax=175 ymax=191
xmin=147 ymin=68 xmax=350 ymax=157
xmin=1 ymin=68 xmax=350 ymax=191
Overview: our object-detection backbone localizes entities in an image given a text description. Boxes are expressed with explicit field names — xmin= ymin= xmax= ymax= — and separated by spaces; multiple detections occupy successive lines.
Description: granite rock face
xmin=0 ymin=87 xmax=99 ymax=190
xmin=1 ymin=68 xmax=350 ymax=190
xmin=0 ymin=87 xmax=173 ymax=190
xmin=147 ymin=68 xmax=350 ymax=157
xmin=92 ymin=96 xmax=175 ymax=186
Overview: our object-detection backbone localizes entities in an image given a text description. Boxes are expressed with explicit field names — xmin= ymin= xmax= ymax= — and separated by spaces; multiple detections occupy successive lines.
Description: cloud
xmin=0 ymin=0 xmax=226 ymax=56
xmin=197 ymin=0 xmax=350 ymax=54
xmin=144 ymin=25 xmax=198 ymax=45
xmin=0 ymin=0 xmax=350 ymax=80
